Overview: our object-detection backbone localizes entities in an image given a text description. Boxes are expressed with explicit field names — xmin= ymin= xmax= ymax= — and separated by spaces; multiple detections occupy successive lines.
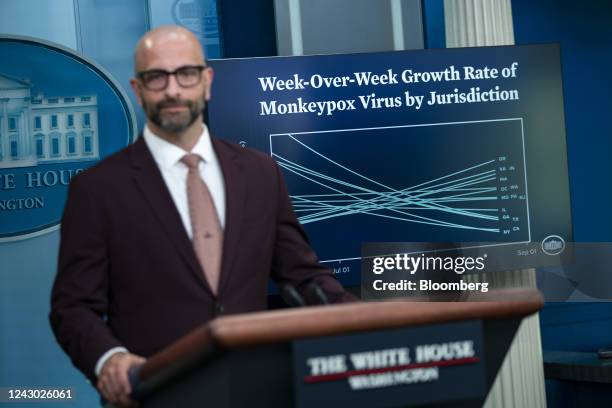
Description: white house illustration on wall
xmin=0 ymin=72 xmax=99 ymax=169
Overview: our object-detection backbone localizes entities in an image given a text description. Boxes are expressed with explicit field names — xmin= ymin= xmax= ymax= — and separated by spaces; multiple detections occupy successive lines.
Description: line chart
xmin=275 ymin=137 xmax=500 ymax=233
xmin=270 ymin=119 xmax=530 ymax=265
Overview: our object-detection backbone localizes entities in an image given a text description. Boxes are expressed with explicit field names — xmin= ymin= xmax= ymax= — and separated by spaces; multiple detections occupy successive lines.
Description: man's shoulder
xmin=213 ymin=137 xmax=277 ymax=168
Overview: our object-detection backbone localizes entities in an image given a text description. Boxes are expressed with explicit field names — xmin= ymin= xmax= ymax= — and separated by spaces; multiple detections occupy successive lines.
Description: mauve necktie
xmin=181 ymin=153 xmax=223 ymax=294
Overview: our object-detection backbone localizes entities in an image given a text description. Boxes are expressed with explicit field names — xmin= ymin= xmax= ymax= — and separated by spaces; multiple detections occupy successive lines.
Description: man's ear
xmin=129 ymin=78 xmax=144 ymax=106
xmin=204 ymin=66 xmax=214 ymax=101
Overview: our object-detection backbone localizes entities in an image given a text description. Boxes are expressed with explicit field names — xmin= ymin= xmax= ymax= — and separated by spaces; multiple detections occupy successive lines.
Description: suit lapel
xmin=213 ymin=138 xmax=246 ymax=296
xmin=129 ymin=137 xmax=213 ymax=294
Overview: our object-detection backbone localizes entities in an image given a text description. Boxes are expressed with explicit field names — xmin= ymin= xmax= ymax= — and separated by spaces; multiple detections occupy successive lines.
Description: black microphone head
xmin=306 ymin=281 xmax=330 ymax=305
xmin=280 ymin=283 xmax=306 ymax=307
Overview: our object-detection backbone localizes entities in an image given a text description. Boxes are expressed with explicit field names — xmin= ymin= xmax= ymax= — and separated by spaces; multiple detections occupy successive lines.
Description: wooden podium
xmin=130 ymin=288 xmax=542 ymax=408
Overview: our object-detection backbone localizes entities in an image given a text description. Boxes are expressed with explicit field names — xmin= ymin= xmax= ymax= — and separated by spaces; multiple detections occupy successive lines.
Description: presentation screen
xmin=208 ymin=44 xmax=572 ymax=286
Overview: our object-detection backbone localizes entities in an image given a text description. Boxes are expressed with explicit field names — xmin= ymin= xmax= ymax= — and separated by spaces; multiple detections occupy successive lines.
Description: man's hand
xmin=97 ymin=352 xmax=146 ymax=407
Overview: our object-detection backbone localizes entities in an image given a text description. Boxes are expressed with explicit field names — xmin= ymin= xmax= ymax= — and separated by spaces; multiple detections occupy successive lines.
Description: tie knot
xmin=181 ymin=153 xmax=202 ymax=169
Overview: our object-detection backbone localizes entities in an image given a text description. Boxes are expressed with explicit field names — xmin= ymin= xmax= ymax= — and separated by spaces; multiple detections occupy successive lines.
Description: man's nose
xmin=164 ymin=74 xmax=182 ymax=97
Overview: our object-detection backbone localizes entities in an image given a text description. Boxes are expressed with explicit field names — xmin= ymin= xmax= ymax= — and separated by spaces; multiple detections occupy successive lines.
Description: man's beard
xmin=144 ymin=97 xmax=204 ymax=133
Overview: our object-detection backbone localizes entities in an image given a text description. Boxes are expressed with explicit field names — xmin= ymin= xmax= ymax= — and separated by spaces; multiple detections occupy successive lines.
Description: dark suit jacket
xmin=50 ymin=135 xmax=354 ymax=383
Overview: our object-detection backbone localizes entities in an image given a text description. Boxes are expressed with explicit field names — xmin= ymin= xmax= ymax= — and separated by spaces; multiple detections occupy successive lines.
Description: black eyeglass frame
xmin=137 ymin=65 xmax=208 ymax=91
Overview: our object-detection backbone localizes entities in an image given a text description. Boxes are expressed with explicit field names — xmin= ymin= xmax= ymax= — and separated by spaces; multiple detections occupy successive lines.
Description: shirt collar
xmin=143 ymin=123 xmax=214 ymax=170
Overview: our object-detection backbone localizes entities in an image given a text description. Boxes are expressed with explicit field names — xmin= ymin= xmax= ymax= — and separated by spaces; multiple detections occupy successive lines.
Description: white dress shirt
xmin=94 ymin=123 xmax=226 ymax=377
xmin=142 ymin=124 xmax=226 ymax=232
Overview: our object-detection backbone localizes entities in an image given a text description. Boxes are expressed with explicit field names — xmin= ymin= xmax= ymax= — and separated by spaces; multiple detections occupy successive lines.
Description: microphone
xmin=306 ymin=282 xmax=330 ymax=305
xmin=128 ymin=364 xmax=143 ymax=400
xmin=280 ymin=283 xmax=305 ymax=307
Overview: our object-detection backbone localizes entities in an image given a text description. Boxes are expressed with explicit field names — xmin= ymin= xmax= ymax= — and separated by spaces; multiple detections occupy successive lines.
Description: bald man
xmin=49 ymin=26 xmax=354 ymax=406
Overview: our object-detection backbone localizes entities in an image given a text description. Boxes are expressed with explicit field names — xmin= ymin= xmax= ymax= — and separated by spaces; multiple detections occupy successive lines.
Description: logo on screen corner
xmin=541 ymin=235 xmax=565 ymax=256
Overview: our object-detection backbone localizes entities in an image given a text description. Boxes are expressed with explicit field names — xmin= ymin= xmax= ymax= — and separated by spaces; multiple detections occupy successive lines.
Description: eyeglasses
xmin=137 ymin=65 xmax=207 ymax=91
